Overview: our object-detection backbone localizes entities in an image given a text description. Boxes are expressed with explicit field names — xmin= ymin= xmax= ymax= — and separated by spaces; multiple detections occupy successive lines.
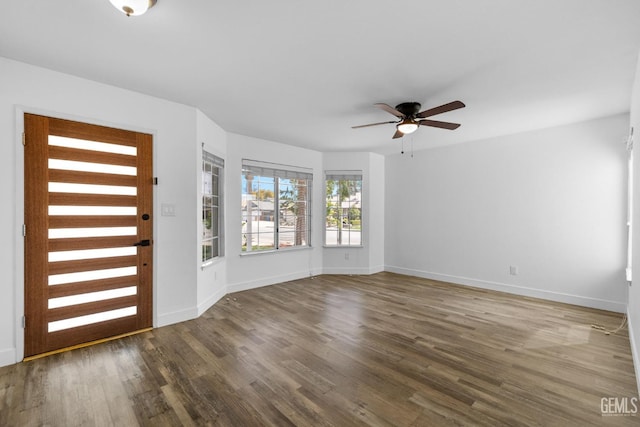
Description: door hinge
xmin=22 ymin=316 xmax=26 ymax=329
xmin=22 ymin=224 xmax=26 ymax=237
xmin=153 ymin=177 xmax=158 ymax=185
xmin=22 ymin=132 xmax=25 ymax=146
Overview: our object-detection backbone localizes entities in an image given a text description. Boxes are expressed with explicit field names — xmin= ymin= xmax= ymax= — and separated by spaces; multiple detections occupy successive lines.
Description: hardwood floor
xmin=0 ymin=272 xmax=638 ymax=426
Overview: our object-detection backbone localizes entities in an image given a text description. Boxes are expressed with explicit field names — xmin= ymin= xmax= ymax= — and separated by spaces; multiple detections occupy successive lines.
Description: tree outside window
xmin=325 ymin=172 xmax=362 ymax=246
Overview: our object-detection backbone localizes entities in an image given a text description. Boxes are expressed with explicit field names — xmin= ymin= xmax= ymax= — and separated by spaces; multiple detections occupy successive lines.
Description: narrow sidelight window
xmin=325 ymin=171 xmax=362 ymax=246
xmin=203 ymin=150 xmax=224 ymax=264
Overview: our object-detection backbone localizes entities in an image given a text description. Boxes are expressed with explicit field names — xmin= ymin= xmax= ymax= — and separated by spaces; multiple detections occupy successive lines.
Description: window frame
xmin=241 ymin=159 xmax=312 ymax=253
xmin=324 ymin=171 xmax=363 ymax=247
xmin=627 ymin=128 xmax=634 ymax=281
xmin=202 ymin=149 xmax=224 ymax=266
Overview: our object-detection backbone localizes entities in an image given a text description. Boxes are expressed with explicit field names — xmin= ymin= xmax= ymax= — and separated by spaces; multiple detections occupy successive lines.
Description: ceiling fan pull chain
xmin=411 ymin=135 xmax=414 ymax=158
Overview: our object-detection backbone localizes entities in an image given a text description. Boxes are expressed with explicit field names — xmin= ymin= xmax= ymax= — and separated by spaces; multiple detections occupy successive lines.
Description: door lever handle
xmin=133 ymin=239 xmax=151 ymax=247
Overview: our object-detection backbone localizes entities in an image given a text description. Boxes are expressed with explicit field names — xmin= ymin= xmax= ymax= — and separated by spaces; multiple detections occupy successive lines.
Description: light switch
xmin=161 ymin=203 xmax=176 ymax=216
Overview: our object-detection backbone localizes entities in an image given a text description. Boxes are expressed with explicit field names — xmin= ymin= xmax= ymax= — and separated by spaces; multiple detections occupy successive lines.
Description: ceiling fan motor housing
xmin=395 ymin=102 xmax=421 ymax=117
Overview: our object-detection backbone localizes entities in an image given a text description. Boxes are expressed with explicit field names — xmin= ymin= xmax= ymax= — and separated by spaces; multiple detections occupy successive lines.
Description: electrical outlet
xmin=509 ymin=266 xmax=518 ymax=276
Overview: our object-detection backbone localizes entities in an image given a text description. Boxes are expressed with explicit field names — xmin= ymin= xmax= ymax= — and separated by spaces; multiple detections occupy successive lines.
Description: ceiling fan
xmin=352 ymin=100 xmax=465 ymax=139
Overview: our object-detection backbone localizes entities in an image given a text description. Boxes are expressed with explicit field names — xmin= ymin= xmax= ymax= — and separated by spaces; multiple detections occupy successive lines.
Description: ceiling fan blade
xmin=418 ymin=119 xmax=461 ymax=130
xmin=392 ymin=129 xmax=404 ymax=139
xmin=352 ymin=120 xmax=397 ymax=129
xmin=375 ymin=103 xmax=404 ymax=118
xmin=416 ymin=100 xmax=465 ymax=118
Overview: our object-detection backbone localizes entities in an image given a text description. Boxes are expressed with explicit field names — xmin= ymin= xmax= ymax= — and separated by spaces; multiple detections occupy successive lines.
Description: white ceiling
xmin=1 ymin=1 xmax=639 ymax=154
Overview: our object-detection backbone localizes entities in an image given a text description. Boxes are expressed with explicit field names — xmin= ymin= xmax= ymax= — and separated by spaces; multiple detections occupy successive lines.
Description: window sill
xmin=240 ymin=246 xmax=313 ymax=256
xmin=323 ymin=245 xmax=364 ymax=249
xmin=201 ymin=256 xmax=224 ymax=270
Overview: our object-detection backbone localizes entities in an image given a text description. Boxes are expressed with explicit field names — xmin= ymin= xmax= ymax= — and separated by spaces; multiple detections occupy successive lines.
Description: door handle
xmin=133 ymin=239 xmax=151 ymax=247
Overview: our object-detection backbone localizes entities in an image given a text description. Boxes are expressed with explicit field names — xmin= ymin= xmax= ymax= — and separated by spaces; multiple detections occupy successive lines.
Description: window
xmin=325 ymin=171 xmax=362 ymax=246
xmin=242 ymin=160 xmax=312 ymax=252
xmin=202 ymin=150 xmax=224 ymax=264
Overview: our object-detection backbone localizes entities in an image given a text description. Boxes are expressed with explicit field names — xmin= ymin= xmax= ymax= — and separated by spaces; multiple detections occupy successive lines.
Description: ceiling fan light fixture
xmin=397 ymin=119 xmax=419 ymax=135
xmin=109 ymin=0 xmax=157 ymax=16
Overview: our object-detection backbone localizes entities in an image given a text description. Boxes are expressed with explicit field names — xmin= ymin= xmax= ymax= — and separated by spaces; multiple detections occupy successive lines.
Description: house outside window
xmin=242 ymin=160 xmax=312 ymax=252
xmin=325 ymin=171 xmax=362 ymax=246
xmin=202 ymin=150 xmax=224 ymax=264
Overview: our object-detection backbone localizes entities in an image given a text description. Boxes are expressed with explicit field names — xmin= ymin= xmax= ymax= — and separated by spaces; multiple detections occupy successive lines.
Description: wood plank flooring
xmin=0 ymin=272 xmax=638 ymax=426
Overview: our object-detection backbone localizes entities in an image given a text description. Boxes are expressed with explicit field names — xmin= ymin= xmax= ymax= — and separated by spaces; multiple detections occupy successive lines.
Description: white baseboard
xmin=310 ymin=267 xmax=324 ymax=277
xmin=0 ymin=348 xmax=16 ymax=368
xmin=322 ymin=266 xmax=383 ymax=275
xmin=156 ymin=306 xmax=199 ymax=328
xmin=369 ymin=264 xmax=385 ymax=274
xmin=385 ymin=265 xmax=627 ymax=313
xmin=227 ymin=270 xmax=315 ymax=293
xmin=628 ymin=307 xmax=640 ymax=397
xmin=197 ymin=287 xmax=227 ymax=317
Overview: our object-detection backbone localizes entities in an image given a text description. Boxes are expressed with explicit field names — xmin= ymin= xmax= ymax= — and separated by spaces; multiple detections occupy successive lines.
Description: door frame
xmin=14 ymin=106 xmax=157 ymax=361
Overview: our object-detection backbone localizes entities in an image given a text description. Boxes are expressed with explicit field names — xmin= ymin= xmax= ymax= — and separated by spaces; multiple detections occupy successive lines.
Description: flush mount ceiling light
xmin=396 ymin=118 xmax=419 ymax=135
xmin=109 ymin=0 xmax=157 ymax=16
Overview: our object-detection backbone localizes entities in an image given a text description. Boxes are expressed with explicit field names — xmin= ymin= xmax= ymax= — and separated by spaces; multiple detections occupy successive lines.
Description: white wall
xmin=385 ymin=114 xmax=629 ymax=312
xmin=368 ymin=153 xmax=385 ymax=273
xmin=196 ymin=110 xmax=228 ymax=315
xmin=629 ymin=51 xmax=640 ymax=394
xmin=0 ymin=57 xmax=201 ymax=365
xmin=323 ymin=152 xmax=385 ymax=274
xmin=225 ymin=133 xmax=323 ymax=292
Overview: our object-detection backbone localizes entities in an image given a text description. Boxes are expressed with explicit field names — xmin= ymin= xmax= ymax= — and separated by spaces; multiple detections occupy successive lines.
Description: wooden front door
xmin=24 ymin=114 xmax=153 ymax=357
